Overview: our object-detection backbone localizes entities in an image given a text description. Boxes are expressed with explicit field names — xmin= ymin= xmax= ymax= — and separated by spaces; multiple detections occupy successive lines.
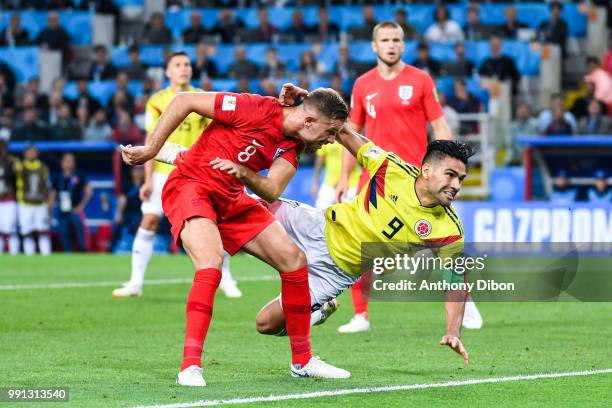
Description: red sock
xmin=181 ymin=268 xmax=222 ymax=370
xmin=351 ymin=270 xmax=372 ymax=318
xmin=280 ymin=267 xmax=312 ymax=367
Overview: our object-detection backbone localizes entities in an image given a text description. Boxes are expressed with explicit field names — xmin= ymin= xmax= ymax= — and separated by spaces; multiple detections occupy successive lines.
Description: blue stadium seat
xmin=127 ymin=80 xmax=144 ymax=98
xmin=435 ymin=76 xmax=490 ymax=109
xmin=112 ymin=0 xmax=143 ymax=6
xmin=0 ymin=11 xmax=92 ymax=45
xmin=64 ymin=80 xmax=117 ymax=105
xmin=464 ymin=40 xmax=540 ymax=76
xmin=429 ymin=42 xmax=456 ymax=63
xmin=0 ymin=46 xmax=39 ymax=82
xmin=139 ymin=45 xmax=165 ymax=66
xmin=514 ymin=3 xmax=586 ymax=37
xmin=211 ymin=79 xmax=237 ymax=92
xmin=111 ymin=47 xmax=130 ymax=67
xmin=479 ymin=4 xmax=510 ymax=26
xmin=403 ymin=5 xmax=435 ymax=34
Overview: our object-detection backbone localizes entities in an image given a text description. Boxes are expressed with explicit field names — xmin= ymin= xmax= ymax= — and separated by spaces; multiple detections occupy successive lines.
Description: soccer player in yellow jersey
xmin=113 ymin=51 xmax=241 ymax=298
xmin=255 ymin=127 xmax=472 ymax=363
xmin=311 ymin=143 xmax=360 ymax=209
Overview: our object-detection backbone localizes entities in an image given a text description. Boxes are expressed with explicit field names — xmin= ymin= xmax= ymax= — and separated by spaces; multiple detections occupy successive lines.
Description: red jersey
xmin=175 ymin=92 xmax=304 ymax=195
xmin=349 ymin=65 xmax=443 ymax=166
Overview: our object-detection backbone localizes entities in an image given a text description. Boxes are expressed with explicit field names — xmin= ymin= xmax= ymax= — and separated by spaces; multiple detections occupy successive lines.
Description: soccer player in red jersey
xmin=335 ymin=21 xmax=482 ymax=333
xmin=121 ymin=88 xmax=351 ymax=385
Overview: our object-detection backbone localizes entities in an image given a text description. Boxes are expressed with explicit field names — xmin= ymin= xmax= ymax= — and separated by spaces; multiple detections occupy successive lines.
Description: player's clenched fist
xmin=439 ymin=335 xmax=469 ymax=365
xmin=278 ymin=83 xmax=308 ymax=107
xmin=120 ymin=144 xmax=156 ymax=166
xmin=210 ymin=158 xmax=246 ymax=179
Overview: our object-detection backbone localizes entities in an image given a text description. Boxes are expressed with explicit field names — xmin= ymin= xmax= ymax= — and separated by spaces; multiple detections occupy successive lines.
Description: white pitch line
xmin=135 ymin=368 xmax=612 ymax=408
xmin=0 ymin=275 xmax=277 ymax=291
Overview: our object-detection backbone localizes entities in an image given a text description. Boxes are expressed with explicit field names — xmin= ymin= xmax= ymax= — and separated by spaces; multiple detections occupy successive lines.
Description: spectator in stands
xmin=1 ymin=14 xmax=30 ymax=47
xmin=500 ymin=5 xmax=527 ymax=39
xmin=124 ymin=46 xmax=147 ymax=81
xmin=362 ymin=5 xmax=378 ymax=34
xmin=536 ymin=1 xmax=568 ymax=59
xmin=347 ymin=5 xmax=378 ymax=41
xmin=478 ymin=36 xmax=521 ymax=96
xmin=0 ymin=113 xmax=11 ymax=141
xmin=283 ymin=9 xmax=314 ymax=43
xmin=260 ymin=47 xmax=286 ymax=80
xmin=0 ymin=74 xmax=15 ymax=112
xmin=213 ymin=8 xmax=244 ymax=44
xmin=298 ymin=50 xmax=327 ymax=83
xmin=112 ymin=165 xmax=144 ymax=251
xmin=115 ymin=72 xmax=135 ymax=108
xmin=440 ymin=42 xmax=474 ymax=77
xmin=72 ymin=79 xmax=101 ymax=115
xmin=20 ymin=92 xmax=38 ymax=117
xmin=192 ymin=42 xmax=218 ymax=80
xmin=84 ymin=108 xmax=112 ymax=141
xmin=539 ymin=93 xmax=577 ymax=134
xmin=234 ymin=78 xmax=251 ymax=94
xmin=549 ymin=170 xmax=577 ymax=204
xmin=183 ymin=11 xmax=209 ymax=44
xmin=544 ymin=101 xmax=574 ymax=136
xmin=142 ymin=12 xmax=172 ymax=45
xmin=12 ymin=108 xmax=47 ymax=141
xmin=588 ymin=170 xmax=611 ymax=203
xmin=253 ymin=7 xmax=278 ymax=43
xmin=508 ymin=101 xmax=538 ymax=164
xmin=50 ymin=152 xmax=92 ymax=252
xmin=47 ymin=91 xmax=63 ymax=125
xmin=584 ymin=56 xmax=612 ymax=109
xmin=259 ymin=78 xmax=277 ymax=97
xmin=35 ymin=11 xmax=71 ymax=66
xmin=112 ymin=109 xmax=142 ymax=145
xmin=106 ymin=89 xmax=134 ymax=127
xmin=0 ymin=63 xmax=16 ymax=98
xmin=50 ymin=103 xmax=81 ymax=140
xmin=89 ymin=44 xmax=117 ymax=81
xmin=51 ymin=78 xmax=66 ymax=96
xmin=448 ymin=79 xmax=482 ymax=135
xmin=313 ymin=8 xmax=340 ymax=43
xmin=425 ymin=4 xmax=464 ymax=44
xmin=330 ymin=74 xmax=348 ymax=104
xmin=395 ymin=9 xmax=418 ymax=41
xmin=571 ymin=82 xmax=608 ymax=121
xmin=76 ymin=105 xmax=89 ymax=133
xmin=334 ymin=43 xmax=362 ymax=82
xmin=413 ymin=42 xmax=440 ymax=77
xmin=464 ymin=5 xmax=489 ymax=41
xmin=227 ymin=46 xmax=259 ymax=79
xmin=438 ymin=91 xmax=460 ymax=137
xmin=26 ymin=78 xmax=49 ymax=116
xmin=578 ymin=99 xmax=611 ymax=135
xmin=199 ymin=76 xmax=212 ymax=92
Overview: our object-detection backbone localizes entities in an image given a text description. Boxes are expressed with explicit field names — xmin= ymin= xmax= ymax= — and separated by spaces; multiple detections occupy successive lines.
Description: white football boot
xmin=219 ymin=276 xmax=242 ymax=298
xmin=112 ymin=282 xmax=142 ymax=298
xmin=313 ymin=299 xmax=339 ymax=326
xmin=337 ymin=312 xmax=370 ymax=333
xmin=176 ymin=365 xmax=206 ymax=386
xmin=462 ymin=295 xmax=483 ymax=329
xmin=291 ymin=357 xmax=351 ymax=379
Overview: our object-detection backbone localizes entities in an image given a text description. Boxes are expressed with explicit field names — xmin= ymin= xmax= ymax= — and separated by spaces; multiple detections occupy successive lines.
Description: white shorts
xmin=18 ymin=203 xmax=50 ymax=235
xmin=274 ymin=199 xmax=358 ymax=311
xmin=0 ymin=200 xmax=18 ymax=234
xmin=315 ymin=183 xmax=357 ymax=210
xmin=141 ymin=171 xmax=168 ymax=216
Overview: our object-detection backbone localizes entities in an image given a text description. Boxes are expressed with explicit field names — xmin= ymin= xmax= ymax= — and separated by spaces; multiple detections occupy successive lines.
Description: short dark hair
xmin=372 ymin=21 xmax=404 ymax=41
xmin=302 ymin=88 xmax=349 ymax=122
xmin=166 ymin=51 xmax=190 ymax=68
xmin=423 ymin=140 xmax=475 ymax=166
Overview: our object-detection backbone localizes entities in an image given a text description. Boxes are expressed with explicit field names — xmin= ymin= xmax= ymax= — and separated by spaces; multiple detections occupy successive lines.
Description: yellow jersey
xmin=145 ymin=86 xmax=212 ymax=176
xmin=325 ymin=142 xmax=464 ymax=277
xmin=316 ymin=143 xmax=360 ymax=188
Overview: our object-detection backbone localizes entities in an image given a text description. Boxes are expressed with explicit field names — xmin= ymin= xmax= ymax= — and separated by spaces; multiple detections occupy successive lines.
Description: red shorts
xmin=162 ymin=171 xmax=276 ymax=255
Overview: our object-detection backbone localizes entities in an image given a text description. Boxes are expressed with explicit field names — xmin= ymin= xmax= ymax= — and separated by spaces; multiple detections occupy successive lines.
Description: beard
xmin=377 ymin=53 xmax=401 ymax=68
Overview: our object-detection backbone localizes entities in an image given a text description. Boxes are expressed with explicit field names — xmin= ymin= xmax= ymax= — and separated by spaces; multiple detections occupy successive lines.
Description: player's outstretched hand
xmin=120 ymin=144 xmax=155 ymax=166
xmin=278 ymin=83 xmax=308 ymax=107
xmin=439 ymin=335 xmax=469 ymax=365
xmin=335 ymin=178 xmax=349 ymax=203
xmin=210 ymin=158 xmax=246 ymax=179
xmin=139 ymin=181 xmax=153 ymax=201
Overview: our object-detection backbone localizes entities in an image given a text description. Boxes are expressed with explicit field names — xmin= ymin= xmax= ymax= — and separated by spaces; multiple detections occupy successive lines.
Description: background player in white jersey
xmin=113 ymin=52 xmax=241 ymax=298
xmin=311 ymin=143 xmax=359 ymax=209
xmin=0 ymin=140 xmax=20 ymax=255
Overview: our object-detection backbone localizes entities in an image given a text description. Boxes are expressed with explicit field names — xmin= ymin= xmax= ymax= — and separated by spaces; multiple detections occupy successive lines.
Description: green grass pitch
xmin=1 ymin=254 xmax=611 ymax=407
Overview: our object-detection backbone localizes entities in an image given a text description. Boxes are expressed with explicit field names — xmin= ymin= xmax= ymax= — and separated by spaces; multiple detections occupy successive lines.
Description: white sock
xmin=221 ymin=252 xmax=234 ymax=283
xmin=310 ymin=309 xmax=324 ymax=326
xmin=8 ymin=234 xmax=20 ymax=255
xmin=23 ymin=236 xmax=36 ymax=255
xmin=130 ymin=228 xmax=155 ymax=287
xmin=38 ymin=234 xmax=51 ymax=256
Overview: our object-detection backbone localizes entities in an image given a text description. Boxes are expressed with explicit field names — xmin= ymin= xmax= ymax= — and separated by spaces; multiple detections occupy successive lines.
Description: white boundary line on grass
xmin=135 ymin=368 xmax=612 ymax=408
xmin=0 ymin=275 xmax=278 ymax=291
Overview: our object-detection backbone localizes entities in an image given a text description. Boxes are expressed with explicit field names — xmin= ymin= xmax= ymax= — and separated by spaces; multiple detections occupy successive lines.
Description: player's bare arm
xmin=440 ymin=289 xmax=469 ymax=364
xmin=121 ymin=92 xmax=217 ymax=165
xmin=430 ymin=116 xmax=453 ymax=140
xmin=335 ymin=121 xmax=363 ymax=202
xmin=210 ymin=156 xmax=296 ymax=203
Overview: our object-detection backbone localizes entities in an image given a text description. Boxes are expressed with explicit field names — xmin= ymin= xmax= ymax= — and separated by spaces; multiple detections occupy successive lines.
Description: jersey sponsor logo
xmin=365 ymin=92 xmax=377 ymax=119
xmin=398 ymin=85 xmax=413 ymax=104
xmin=222 ymin=95 xmax=237 ymax=111
xmin=414 ymin=219 xmax=432 ymax=238
xmin=273 ymin=147 xmax=287 ymax=161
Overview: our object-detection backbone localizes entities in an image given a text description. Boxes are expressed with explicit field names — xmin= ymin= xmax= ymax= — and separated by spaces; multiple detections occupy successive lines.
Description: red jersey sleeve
xmin=348 ymin=78 xmax=365 ymax=128
xmin=277 ymin=148 xmax=301 ymax=169
xmin=421 ymin=73 xmax=444 ymax=122
xmin=213 ymin=92 xmax=267 ymax=127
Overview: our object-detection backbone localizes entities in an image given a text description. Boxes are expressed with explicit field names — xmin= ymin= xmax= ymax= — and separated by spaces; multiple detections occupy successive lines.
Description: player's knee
xmin=140 ymin=214 xmax=159 ymax=231
xmin=280 ymin=247 xmax=307 ymax=271
xmin=191 ymin=253 xmax=224 ymax=271
xmin=255 ymin=312 xmax=280 ymax=335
